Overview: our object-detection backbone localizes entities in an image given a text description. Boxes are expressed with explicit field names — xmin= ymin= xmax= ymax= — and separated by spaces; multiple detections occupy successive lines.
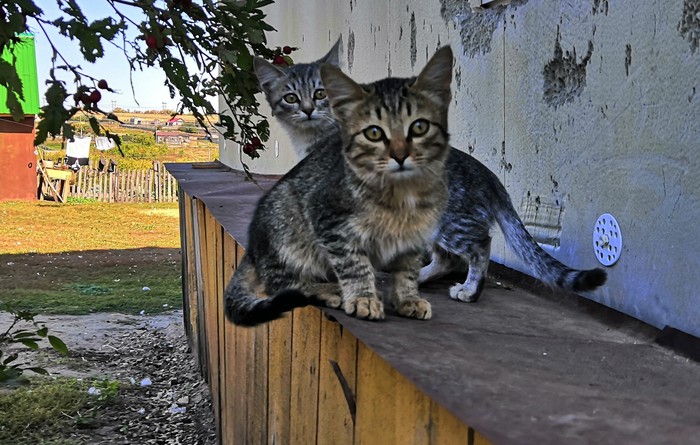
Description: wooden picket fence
xmin=70 ymin=161 xmax=177 ymax=203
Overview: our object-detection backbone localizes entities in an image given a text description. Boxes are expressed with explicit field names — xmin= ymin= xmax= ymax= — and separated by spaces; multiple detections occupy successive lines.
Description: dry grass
xmin=0 ymin=201 xmax=183 ymax=315
xmin=0 ymin=201 xmax=180 ymax=254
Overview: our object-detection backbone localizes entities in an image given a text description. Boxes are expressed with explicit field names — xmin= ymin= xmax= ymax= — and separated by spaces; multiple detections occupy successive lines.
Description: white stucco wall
xmin=220 ymin=0 xmax=700 ymax=338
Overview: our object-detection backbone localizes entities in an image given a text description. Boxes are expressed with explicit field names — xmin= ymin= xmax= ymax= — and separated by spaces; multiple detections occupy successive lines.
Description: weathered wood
xmin=68 ymin=162 xmax=177 ymax=202
xmin=221 ymin=234 xmax=237 ymax=445
xmin=317 ymin=316 xmax=357 ymax=445
xmin=428 ymin=400 xmax=469 ymax=445
xmin=203 ymin=210 xmax=223 ymax=440
xmin=267 ymin=306 xmax=293 ymax=445
xmin=289 ymin=306 xmax=322 ymax=445
xmin=354 ymin=341 xmax=386 ymax=445
xmin=246 ymin=323 xmax=269 ymax=445
xmin=192 ymin=199 xmax=209 ymax=378
xmin=231 ymin=241 xmax=249 ymax=445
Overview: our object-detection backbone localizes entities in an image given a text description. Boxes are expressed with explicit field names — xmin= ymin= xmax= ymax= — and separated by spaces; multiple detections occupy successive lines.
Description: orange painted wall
xmin=0 ymin=116 xmax=37 ymax=201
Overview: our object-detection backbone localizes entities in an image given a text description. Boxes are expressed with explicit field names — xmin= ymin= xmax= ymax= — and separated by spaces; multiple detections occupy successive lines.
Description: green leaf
xmin=36 ymin=327 xmax=48 ymax=337
xmin=13 ymin=332 xmax=40 ymax=339
xmin=3 ymin=353 xmax=18 ymax=365
xmin=49 ymin=335 xmax=69 ymax=355
xmin=0 ymin=367 xmax=23 ymax=382
xmin=19 ymin=339 xmax=39 ymax=350
xmin=237 ymin=50 xmax=253 ymax=71
xmin=89 ymin=117 xmax=101 ymax=135
xmin=27 ymin=367 xmax=50 ymax=375
xmin=106 ymin=113 xmax=123 ymax=123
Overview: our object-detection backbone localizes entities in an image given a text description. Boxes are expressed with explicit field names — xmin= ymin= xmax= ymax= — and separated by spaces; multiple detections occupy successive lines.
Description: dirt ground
xmin=1 ymin=310 xmax=217 ymax=445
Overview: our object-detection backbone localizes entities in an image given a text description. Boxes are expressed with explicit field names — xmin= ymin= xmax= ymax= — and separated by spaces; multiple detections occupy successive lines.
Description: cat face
xmin=321 ymin=46 xmax=453 ymax=184
xmin=254 ymin=40 xmax=340 ymax=134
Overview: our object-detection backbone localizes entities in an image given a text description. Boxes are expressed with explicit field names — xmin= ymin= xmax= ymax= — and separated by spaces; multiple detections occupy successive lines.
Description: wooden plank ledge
xmin=167 ymin=162 xmax=700 ymax=445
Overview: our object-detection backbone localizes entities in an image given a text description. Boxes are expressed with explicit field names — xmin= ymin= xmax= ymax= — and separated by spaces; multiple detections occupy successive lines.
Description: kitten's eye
xmin=362 ymin=126 xmax=386 ymax=142
xmin=409 ymin=119 xmax=430 ymax=137
xmin=313 ymin=89 xmax=326 ymax=100
xmin=283 ymin=93 xmax=299 ymax=104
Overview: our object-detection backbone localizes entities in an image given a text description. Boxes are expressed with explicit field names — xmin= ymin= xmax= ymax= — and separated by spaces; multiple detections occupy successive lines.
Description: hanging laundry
xmin=66 ymin=136 xmax=91 ymax=158
xmin=65 ymin=136 xmax=91 ymax=170
xmin=95 ymin=136 xmax=116 ymax=151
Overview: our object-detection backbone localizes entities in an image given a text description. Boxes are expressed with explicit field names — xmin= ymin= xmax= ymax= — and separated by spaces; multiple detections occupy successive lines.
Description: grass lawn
xmin=0 ymin=378 xmax=120 ymax=445
xmin=0 ymin=200 xmax=182 ymax=315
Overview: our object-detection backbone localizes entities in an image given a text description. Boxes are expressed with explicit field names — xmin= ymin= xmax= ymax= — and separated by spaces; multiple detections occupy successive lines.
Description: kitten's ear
xmin=413 ymin=46 xmax=453 ymax=104
xmin=254 ymin=57 xmax=287 ymax=94
xmin=318 ymin=36 xmax=342 ymax=66
xmin=320 ymin=64 xmax=367 ymax=120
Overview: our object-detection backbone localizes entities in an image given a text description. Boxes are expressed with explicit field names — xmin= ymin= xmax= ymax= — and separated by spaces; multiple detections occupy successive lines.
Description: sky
xmin=33 ymin=1 xmax=183 ymax=112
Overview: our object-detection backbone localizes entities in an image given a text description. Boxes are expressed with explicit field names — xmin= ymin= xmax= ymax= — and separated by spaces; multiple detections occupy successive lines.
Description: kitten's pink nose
xmin=389 ymin=139 xmax=409 ymax=165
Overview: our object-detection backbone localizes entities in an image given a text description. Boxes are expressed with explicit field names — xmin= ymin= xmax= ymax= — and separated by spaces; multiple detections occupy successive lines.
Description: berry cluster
xmin=243 ymin=137 xmax=263 ymax=158
xmin=73 ymin=79 xmax=113 ymax=108
xmin=271 ymin=45 xmax=298 ymax=66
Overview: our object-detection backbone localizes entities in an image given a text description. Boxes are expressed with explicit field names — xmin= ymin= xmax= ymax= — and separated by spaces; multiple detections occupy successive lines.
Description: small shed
xmin=166 ymin=117 xmax=184 ymax=127
xmin=155 ymin=130 xmax=187 ymax=145
xmin=0 ymin=33 xmax=40 ymax=201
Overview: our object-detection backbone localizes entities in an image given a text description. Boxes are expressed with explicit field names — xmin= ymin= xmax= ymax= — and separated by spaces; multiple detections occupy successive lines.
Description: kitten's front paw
xmin=343 ymin=296 xmax=384 ymax=320
xmin=397 ymin=298 xmax=432 ymax=320
xmin=449 ymin=280 xmax=483 ymax=303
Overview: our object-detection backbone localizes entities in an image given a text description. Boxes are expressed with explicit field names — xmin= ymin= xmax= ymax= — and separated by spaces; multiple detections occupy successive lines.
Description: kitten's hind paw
xmin=343 ymin=296 xmax=384 ymax=320
xmin=449 ymin=279 xmax=484 ymax=303
xmin=397 ymin=298 xmax=432 ymax=320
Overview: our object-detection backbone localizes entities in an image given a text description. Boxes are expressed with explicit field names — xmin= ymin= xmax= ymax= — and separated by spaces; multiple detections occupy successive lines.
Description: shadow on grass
xmin=0 ymin=247 xmax=182 ymax=315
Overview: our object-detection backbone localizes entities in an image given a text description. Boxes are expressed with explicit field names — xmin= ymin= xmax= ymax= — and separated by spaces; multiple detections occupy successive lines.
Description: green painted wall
xmin=0 ymin=33 xmax=40 ymax=116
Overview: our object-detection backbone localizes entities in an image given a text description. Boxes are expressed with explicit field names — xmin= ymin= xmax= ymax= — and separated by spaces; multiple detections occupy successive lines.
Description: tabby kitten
xmin=225 ymin=46 xmax=454 ymax=326
xmin=255 ymin=42 xmax=606 ymax=303
xmin=254 ymin=39 xmax=342 ymax=158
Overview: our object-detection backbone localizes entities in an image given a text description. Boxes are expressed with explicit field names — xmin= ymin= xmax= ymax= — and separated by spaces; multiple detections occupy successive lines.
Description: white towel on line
xmin=66 ymin=136 xmax=91 ymax=158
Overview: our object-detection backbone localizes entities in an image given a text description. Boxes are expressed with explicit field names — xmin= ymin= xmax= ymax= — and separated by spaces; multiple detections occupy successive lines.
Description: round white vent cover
xmin=593 ymin=213 xmax=622 ymax=266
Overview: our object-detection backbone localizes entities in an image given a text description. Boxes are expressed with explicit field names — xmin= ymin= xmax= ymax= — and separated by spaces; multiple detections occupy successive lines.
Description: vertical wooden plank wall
xmin=178 ymin=191 xmax=490 ymax=445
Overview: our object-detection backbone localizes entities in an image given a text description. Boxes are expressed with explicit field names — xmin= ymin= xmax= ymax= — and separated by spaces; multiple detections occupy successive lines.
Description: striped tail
xmin=493 ymin=185 xmax=607 ymax=293
xmin=224 ymin=256 xmax=313 ymax=326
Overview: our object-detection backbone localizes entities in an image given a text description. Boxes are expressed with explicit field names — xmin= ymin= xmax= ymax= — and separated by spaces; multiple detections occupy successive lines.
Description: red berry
xmin=283 ymin=46 xmax=293 ymax=54
xmin=243 ymin=143 xmax=255 ymax=155
xmin=89 ymin=90 xmax=102 ymax=103
xmin=272 ymin=55 xmax=287 ymax=66
xmin=251 ymin=137 xmax=261 ymax=146
xmin=80 ymin=93 xmax=92 ymax=105
xmin=97 ymin=79 xmax=108 ymax=90
xmin=145 ymin=35 xmax=158 ymax=49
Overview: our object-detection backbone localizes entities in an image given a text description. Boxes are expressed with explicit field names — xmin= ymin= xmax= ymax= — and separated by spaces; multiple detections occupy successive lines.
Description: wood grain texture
xmin=232 ymin=241 xmax=249 ymax=445
xmin=289 ymin=306 xmax=322 ymax=445
xmin=222 ymin=234 xmax=237 ymax=444
xmin=203 ymin=210 xmax=222 ymax=439
xmin=246 ymin=322 xmax=269 ymax=444
xmin=181 ymin=194 xmax=199 ymax=354
xmin=267 ymin=315 xmax=293 ymax=445
xmin=317 ymin=316 xmax=357 ymax=445
xmin=192 ymin=200 xmax=209 ymax=378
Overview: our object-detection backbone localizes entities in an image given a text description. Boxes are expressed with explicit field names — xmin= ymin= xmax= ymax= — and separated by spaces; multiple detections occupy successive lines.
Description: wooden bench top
xmin=167 ymin=162 xmax=700 ymax=445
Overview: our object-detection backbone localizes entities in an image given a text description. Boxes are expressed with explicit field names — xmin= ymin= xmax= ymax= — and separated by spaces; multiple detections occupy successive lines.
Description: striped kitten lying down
xmin=254 ymin=40 xmax=606 ymax=303
xmin=225 ymin=46 xmax=455 ymax=325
